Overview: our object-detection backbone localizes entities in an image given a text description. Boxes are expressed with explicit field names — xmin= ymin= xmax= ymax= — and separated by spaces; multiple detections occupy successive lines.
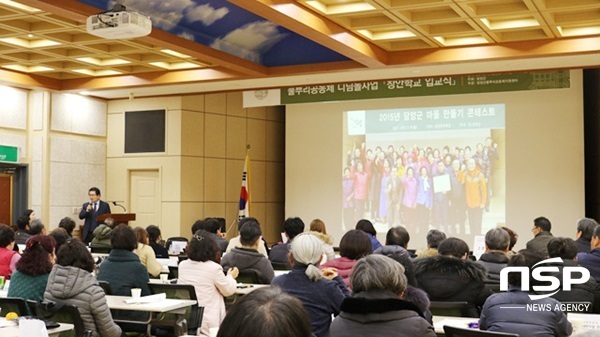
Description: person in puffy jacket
xmin=44 ymin=239 xmax=122 ymax=337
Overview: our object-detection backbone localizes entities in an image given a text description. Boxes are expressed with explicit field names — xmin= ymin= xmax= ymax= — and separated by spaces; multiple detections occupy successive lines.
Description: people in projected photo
xmin=416 ymin=166 xmax=433 ymax=235
xmin=343 ymin=136 xmax=500 ymax=241
xmin=465 ymin=158 xmax=487 ymax=236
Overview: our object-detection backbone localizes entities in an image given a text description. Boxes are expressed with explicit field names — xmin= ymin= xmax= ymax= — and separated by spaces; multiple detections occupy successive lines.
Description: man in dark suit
xmin=79 ymin=187 xmax=111 ymax=244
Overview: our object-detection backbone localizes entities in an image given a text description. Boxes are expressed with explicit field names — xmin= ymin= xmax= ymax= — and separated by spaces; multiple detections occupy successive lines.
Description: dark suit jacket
xmin=79 ymin=200 xmax=111 ymax=242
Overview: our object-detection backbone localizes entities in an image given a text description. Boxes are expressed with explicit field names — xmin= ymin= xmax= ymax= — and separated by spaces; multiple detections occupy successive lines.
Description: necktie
xmin=94 ymin=203 xmax=97 ymax=212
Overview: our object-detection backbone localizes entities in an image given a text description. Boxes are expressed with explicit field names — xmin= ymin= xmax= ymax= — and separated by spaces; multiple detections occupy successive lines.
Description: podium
xmin=98 ymin=213 xmax=136 ymax=225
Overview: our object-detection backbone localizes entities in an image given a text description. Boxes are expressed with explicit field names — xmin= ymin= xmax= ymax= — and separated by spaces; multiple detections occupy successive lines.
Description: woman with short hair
xmin=178 ymin=230 xmax=238 ymax=336
xmin=0 ymin=224 xmax=20 ymax=279
xmin=330 ymin=255 xmax=435 ymax=337
xmin=8 ymin=235 xmax=55 ymax=301
xmin=319 ymin=229 xmax=372 ymax=287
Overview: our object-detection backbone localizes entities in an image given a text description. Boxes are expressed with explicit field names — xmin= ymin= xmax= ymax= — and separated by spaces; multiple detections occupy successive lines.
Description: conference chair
xmin=235 ymin=269 xmax=260 ymax=284
xmin=443 ymin=326 xmax=519 ymax=337
xmin=271 ymin=261 xmax=292 ymax=270
xmin=98 ymin=280 xmax=113 ymax=295
xmin=0 ymin=297 xmax=29 ymax=316
xmin=28 ymin=300 xmax=92 ymax=337
xmin=148 ymin=283 xmax=203 ymax=335
xmin=429 ymin=301 xmax=471 ymax=317
xmin=90 ymin=245 xmax=111 ymax=254
xmin=168 ymin=266 xmax=179 ymax=279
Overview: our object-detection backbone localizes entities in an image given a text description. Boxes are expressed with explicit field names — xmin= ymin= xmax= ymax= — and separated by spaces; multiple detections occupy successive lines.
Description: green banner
xmin=281 ymin=70 xmax=570 ymax=104
xmin=0 ymin=145 xmax=18 ymax=163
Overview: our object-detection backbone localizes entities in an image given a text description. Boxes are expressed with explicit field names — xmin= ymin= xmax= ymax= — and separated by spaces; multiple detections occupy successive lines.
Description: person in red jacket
xmin=0 ymin=224 xmax=21 ymax=280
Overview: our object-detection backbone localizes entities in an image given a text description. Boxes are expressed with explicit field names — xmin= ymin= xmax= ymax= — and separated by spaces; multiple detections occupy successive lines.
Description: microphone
xmin=112 ymin=201 xmax=127 ymax=213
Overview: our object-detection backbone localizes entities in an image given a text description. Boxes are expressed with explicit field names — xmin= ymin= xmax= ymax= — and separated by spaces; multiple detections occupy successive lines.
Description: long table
xmin=106 ymin=295 xmax=196 ymax=337
xmin=0 ymin=318 xmax=74 ymax=337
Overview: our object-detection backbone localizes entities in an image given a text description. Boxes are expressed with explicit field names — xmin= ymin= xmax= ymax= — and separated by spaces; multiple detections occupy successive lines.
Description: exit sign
xmin=0 ymin=145 xmax=18 ymax=163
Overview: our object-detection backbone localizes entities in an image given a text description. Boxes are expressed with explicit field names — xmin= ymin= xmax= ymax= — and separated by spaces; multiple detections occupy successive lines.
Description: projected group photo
xmin=343 ymin=104 xmax=506 ymax=241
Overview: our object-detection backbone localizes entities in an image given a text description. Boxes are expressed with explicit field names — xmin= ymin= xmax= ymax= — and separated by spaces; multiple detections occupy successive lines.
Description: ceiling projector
xmin=86 ymin=4 xmax=151 ymax=39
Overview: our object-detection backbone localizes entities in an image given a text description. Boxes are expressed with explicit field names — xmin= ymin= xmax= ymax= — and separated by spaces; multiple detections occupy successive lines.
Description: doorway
xmin=0 ymin=174 xmax=11 ymax=225
xmin=129 ymin=170 xmax=161 ymax=228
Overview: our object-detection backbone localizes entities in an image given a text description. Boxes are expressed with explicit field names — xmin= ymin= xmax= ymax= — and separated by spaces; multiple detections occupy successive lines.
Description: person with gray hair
xmin=330 ymin=255 xmax=435 ymax=337
xmin=575 ymin=217 xmax=599 ymax=253
xmin=417 ymin=229 xmax=447 ymax=258
xmin=476 ymin=227 xmax=510 ymax=283
xmin=272 ymin=233 xmax=349 ymax=337
xmin=28 ymin=219 xmax=46 ymax=235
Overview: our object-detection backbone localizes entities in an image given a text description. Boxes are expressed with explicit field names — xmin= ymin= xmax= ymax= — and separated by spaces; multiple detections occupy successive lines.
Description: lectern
xmin=98 ymin=213 xmax=136 ymax=225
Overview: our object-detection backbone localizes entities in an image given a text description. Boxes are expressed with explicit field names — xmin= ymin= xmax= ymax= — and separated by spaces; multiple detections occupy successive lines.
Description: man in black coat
xmin=575 ymin=217 xmax=599 ymax=254
xmin=414 ymin=237 xmax=492 ymax=317
xmin=79 ymin=187 xmax=111 ymax=244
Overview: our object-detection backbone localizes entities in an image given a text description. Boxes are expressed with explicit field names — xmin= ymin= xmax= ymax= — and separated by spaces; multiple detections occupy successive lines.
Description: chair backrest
xmin=429 ymin=301 xmax=471 ymax=317
xmin=236 ymin=269 xmax=260 ymax=284
xmin=271 ymin=261 xmax=291 ymax=271
xmin=168 ymin=266 xmax=179 ymax=279
xmin=148 ymin=283 xmax=203 ymax=332
xmin=0 ymin=297 xmax=29 ymax=316
xmin=444 ymin=326 xmax=519 ymax=337
xmin=89 ymin=245 xmax=111 ymax=254
xmin=98 ymin=280 xmax=113 ymax=295
xmin=28 ymin=300 xmax=89 ymax=337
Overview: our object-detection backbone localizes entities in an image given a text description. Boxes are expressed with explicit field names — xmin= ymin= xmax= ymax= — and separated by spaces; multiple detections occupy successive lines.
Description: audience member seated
xmin=0 ymin=224 xmax=20 ymax=279
xmin=320 ymin=229 xmax=372 ymax=288
xmin=577 ymin=225 xmax=600 ymax=282
xmin=414 ymin=237 xmax=492 ymax=317
xmin=58 ymin=217 xmax=76 ymax=237
xmin=330 ymin=255 xmax=436 ymax=337
xmin=476 ymin=228 xmax=510 ymax=283
xmin=221 ymin=219 xmax=274 ymax=284
xmin=309 ymin=218 xmax=335 ymax=261
xmin=97 ymin=224 xmax=151 ymax=297
xmin=49 ymin=228 xmax=70 ymax=254
xmin=502 ymin=226 xmax=519 ymax=258
xmin=373 ymin=237 xmax=432 ymax=323
xmin=29 ymin=219 xmax=46 ymax=235
xmin=269 ymin=217 xmax=305 ymax=268
xmin=416 ymin=229 xmax=446 ymax=258
xmin=526 ymin=216 xmax=554 ymax=256
xmin=91 ymin=217 xmax=116 ymax=247
xmin=204 ymin=217 xmax=229 ymax=253
xmin=272 ymin=233 xmax=350 ymax=337
xmin=575 ymin=218 xmax=599 ymax=254
xmin=178 ymin=230 xmax=238 ymax=336
xmin=217 ymin=286 xmax=313 ymax=337
xmin=8 ymin=235 xmax=55 ymax=301
xmin=547 ymin=237 xmax=597 ymax=311
xmin=133 ymin=227 xmax=162 ymax=277
xmin=146 ymin=225 xmax=169 ymax=258
xmin=44 ymin=239 xmax=123 ymax=337
xmin=479 ymin=250 xmax=572 ymax=337
xmin=374 ymin=226 xmax=413 ymax=259
xmin=355 ymin=219 xmax=382 ymax=251
xmin=226 ymin=217 xmax=268 ymax=257
xmin=14 ymin=216 xmax=30 ymax=246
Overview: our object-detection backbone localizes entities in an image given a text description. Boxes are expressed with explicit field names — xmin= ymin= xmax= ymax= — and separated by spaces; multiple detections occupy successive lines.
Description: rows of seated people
xmin=1 ymin=213 xmax=600 ymax=337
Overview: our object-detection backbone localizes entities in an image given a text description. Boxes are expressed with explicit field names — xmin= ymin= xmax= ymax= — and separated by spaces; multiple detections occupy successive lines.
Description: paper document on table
xmin=434 ymin=318 xmax=477 ymax=331
xmin=124 ymin=293 xmax=167 ymax=304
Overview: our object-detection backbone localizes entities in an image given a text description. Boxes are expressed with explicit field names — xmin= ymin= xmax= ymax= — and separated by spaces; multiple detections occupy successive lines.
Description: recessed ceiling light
xmin=0 ymin=37 xmax=60 ymax=48
xmin=435 ymin=36 xmax=489 ymax=46
xmin=76 ymin=57 xmax=130 ymax=66
xmin=305 ymin=1 xmax=376 ymax=15
xmin=0 ymin=0 xmax=41 ymax=12
xmin=149 ymin=61 xmax=202 ymax=70
xmin=2 ymin=64 xmax=54 ymax=72
xmin=559 ymin=26 xmax=600 ymax=37
xmin=481 ymin=17 xmax=539 ymax=30
xmin=160 ymin=49 xmax=192 ymax=58
xmin=72 ymin=69 xmax=122 ymax=76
